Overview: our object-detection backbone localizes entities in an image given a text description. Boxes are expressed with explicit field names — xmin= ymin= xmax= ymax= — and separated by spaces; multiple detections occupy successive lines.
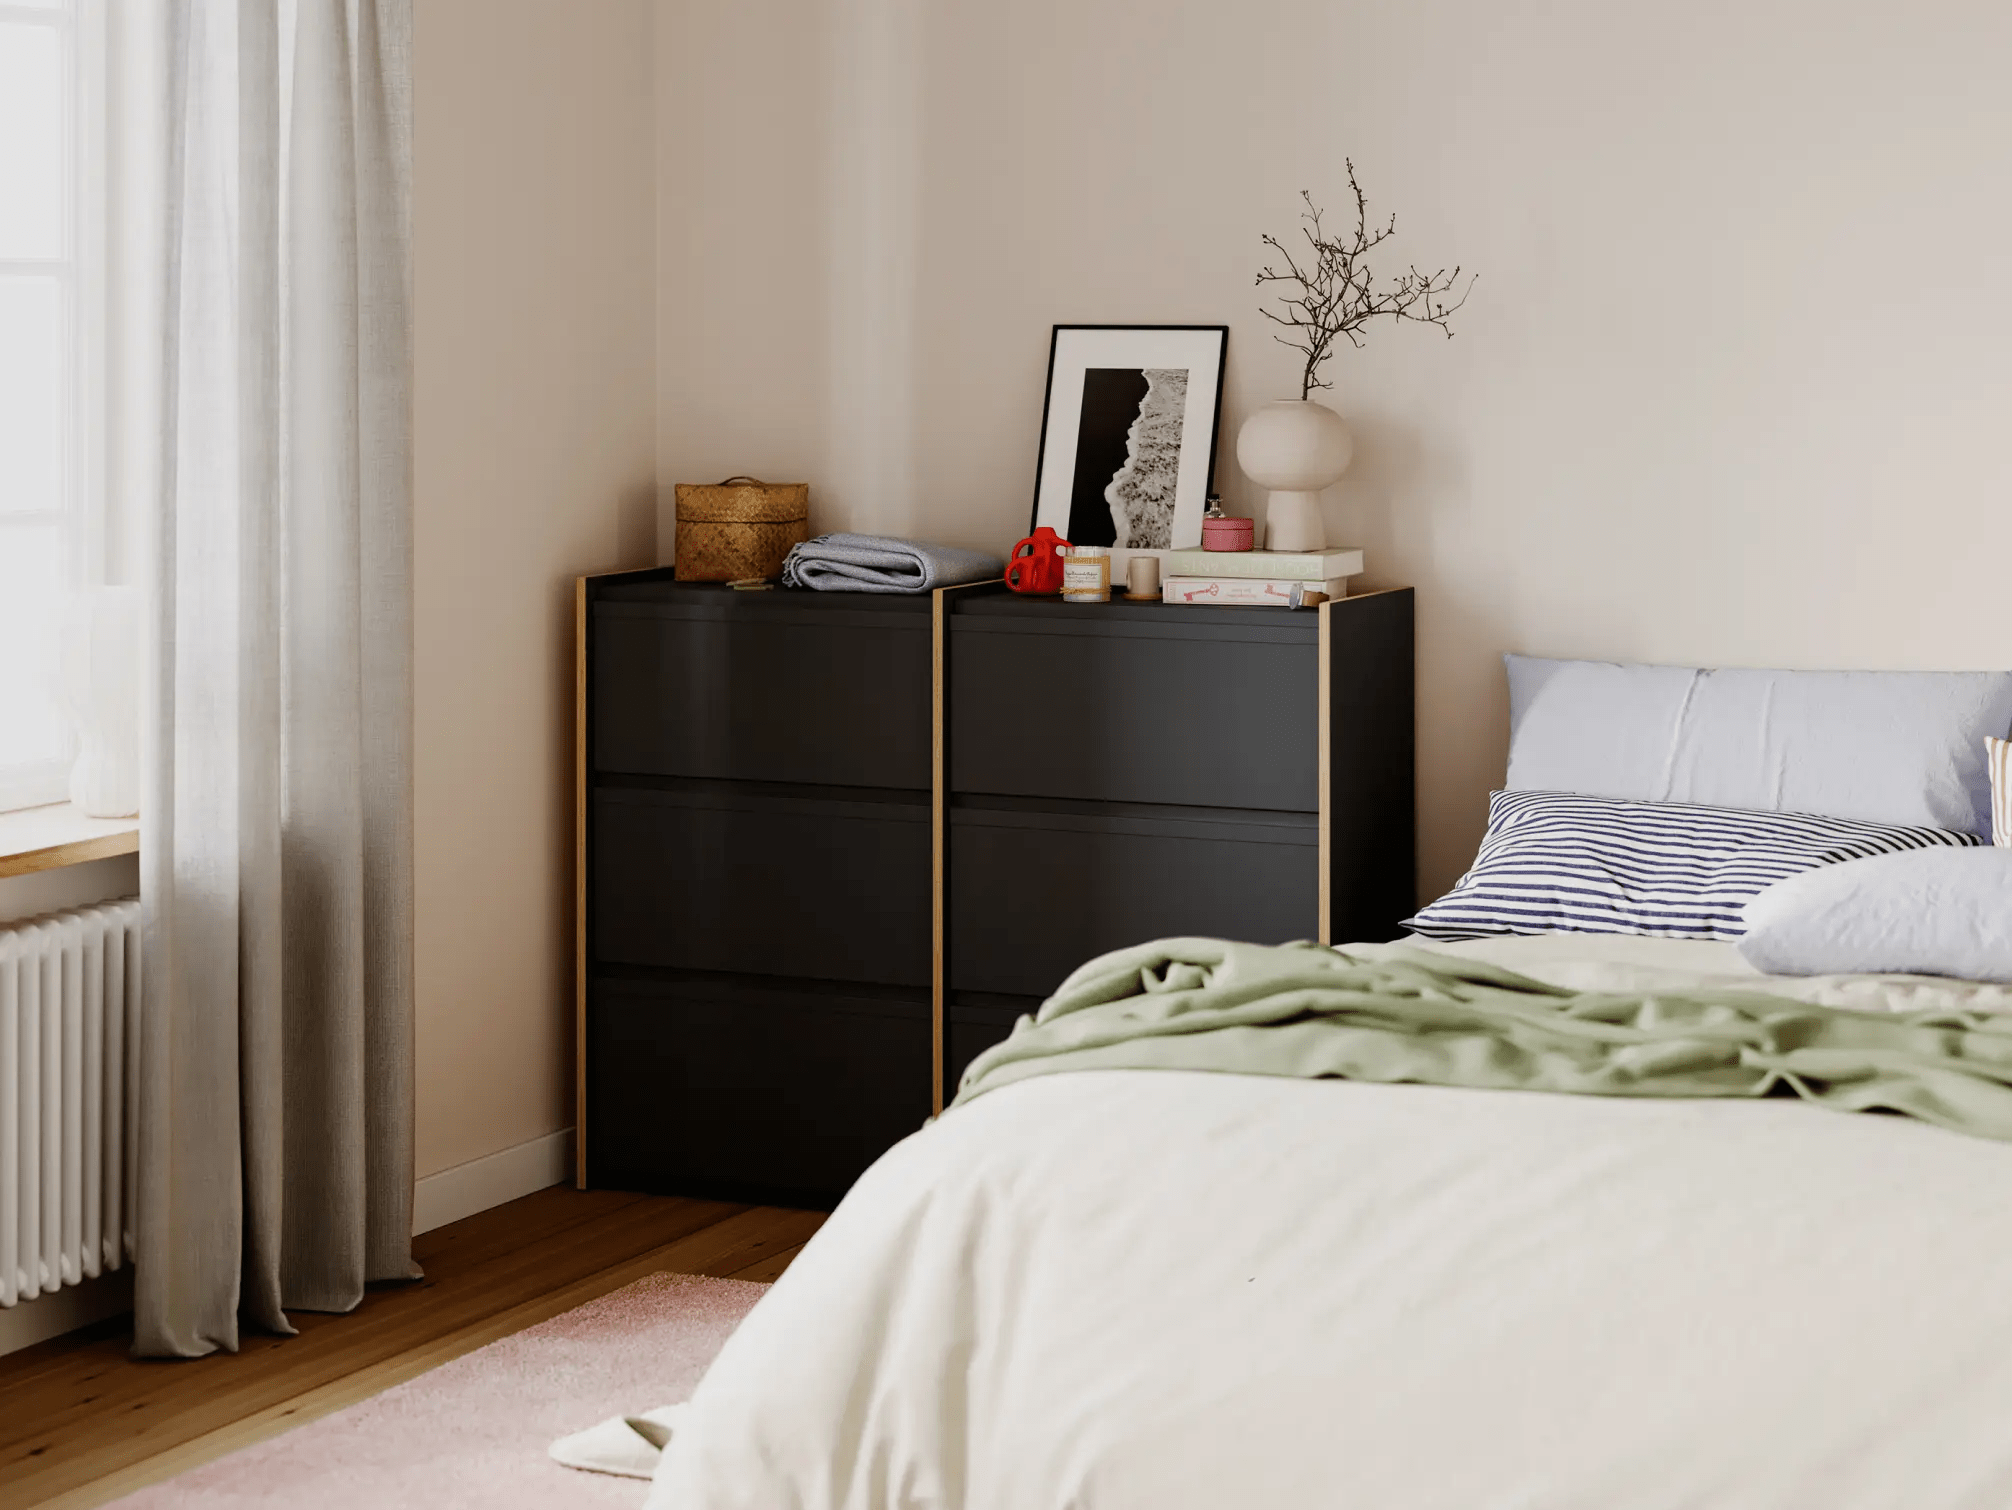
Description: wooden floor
xmin=0 ymin=1187 xmax=825 ymax=1510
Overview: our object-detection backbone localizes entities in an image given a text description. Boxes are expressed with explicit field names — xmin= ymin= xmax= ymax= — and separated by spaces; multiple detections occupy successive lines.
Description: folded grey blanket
xmin=780 ymin=533 xmax=1003 ymax=594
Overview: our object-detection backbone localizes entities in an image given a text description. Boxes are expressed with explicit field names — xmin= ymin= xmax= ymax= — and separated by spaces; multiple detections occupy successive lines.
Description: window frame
xmin=0 ymin=0 xmax=105 ymax=815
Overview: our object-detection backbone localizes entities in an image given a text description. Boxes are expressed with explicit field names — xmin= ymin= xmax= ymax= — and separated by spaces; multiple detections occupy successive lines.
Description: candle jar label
xmin=1061 ymin=549 xmax=1111 ymax=602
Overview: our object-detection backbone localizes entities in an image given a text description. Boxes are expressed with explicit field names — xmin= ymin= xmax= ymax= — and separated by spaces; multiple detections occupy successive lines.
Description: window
xmin=0 ymin=0 xmax=98 ymax=813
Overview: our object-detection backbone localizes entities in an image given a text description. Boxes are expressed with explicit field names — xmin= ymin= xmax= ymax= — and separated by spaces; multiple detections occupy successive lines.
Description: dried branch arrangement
xmin=1257 ymin=160 xmax=1476 ymax=400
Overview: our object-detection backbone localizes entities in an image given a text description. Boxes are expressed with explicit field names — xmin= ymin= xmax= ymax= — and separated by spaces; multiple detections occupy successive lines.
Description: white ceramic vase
xmin=1234 ymin=399 xmax=1354 ymax=553
xmin=56 ymin=586 xmax=141 ymax=818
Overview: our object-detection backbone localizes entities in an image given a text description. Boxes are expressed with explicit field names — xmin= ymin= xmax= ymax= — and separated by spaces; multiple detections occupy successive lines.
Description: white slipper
xmin=549 ymin=1402 xmax=691 ymax=1479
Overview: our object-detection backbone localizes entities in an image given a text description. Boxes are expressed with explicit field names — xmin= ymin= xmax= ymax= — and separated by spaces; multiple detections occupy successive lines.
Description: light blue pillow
xmin=1506 ymin=657 xmax=2012 ymax=838
xmin=1738 ymin=848 xmax=2012 ymax=982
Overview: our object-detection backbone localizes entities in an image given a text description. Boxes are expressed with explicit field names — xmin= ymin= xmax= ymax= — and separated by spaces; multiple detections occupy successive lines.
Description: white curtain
xmin=124 ymin=0 xmax=417 ymax=1358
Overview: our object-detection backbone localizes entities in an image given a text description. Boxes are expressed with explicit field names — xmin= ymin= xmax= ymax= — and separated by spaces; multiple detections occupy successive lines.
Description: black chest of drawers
xmin=578 ymin=573 xmax=1413 ymax=1206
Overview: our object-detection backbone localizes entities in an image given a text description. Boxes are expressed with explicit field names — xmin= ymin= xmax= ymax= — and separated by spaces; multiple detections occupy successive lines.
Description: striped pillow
xmin=1992 ymin=737 xmax=2012 ymax=847
xmin=1406 ymin=790 xmax=1981 ymax=943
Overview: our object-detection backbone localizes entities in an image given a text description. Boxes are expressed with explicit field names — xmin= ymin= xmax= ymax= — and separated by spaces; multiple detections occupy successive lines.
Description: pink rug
xmin=109 ymin=1273 xmax=768 ymax=1509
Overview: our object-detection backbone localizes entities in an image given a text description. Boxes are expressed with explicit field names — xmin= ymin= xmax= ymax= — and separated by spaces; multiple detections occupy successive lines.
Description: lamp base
xmin=1263 ymin=491 xmax=1327 ymax=553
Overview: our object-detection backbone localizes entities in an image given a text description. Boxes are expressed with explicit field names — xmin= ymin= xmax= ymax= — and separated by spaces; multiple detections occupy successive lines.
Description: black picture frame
xmin=1028 ymin=324 xmax=1229 ymax=565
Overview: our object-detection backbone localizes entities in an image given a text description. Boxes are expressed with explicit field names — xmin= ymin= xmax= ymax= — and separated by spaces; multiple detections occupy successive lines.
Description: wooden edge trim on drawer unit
xmin=931 ymin=579 xmax=1002 ymax=1115
xmin=1317 ymin=597 xmax=1333 ymax=946
xmin=573 ymin=563 xmax=670 ymax=1189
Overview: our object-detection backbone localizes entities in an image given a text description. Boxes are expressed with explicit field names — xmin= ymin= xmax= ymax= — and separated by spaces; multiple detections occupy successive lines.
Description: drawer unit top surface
xmin=595 ymin=576 xmax=935 ymax=618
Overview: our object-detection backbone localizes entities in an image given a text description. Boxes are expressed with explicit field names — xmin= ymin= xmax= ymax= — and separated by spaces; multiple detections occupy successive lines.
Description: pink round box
xmin=1201 ymin=515 xmax=1255 ymax=552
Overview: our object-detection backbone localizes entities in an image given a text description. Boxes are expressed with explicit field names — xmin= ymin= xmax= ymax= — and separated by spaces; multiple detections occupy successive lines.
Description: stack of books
xmin=1161 ymin=548 xmax=1363 ymax=608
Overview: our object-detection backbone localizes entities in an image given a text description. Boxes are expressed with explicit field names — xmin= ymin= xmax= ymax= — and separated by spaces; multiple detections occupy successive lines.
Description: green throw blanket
xmin=951 ymin=938 xmax=2012 ymax=1141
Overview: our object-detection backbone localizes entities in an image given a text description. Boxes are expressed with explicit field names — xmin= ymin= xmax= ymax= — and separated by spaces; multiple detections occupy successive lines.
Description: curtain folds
xmin=131 ymin=0 xmax=416 ymax=1359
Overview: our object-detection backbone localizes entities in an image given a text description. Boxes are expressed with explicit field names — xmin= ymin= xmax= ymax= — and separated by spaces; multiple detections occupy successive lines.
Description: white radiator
xmin=0 ymin=898 xmax=141 ymax=1306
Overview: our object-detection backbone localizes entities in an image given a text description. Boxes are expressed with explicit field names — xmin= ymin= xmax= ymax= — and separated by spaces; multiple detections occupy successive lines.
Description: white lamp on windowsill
xmin=56 ymin=587 xmax=140 ymax=819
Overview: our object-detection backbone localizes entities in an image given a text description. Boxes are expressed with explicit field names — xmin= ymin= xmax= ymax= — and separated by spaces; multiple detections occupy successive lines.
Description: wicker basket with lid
xmin=673 ymin=476 xmax=810 ymax=582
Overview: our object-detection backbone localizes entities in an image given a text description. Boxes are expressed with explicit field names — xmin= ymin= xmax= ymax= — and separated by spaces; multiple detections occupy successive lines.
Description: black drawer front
xmin=949 ymin=619 xmax=1319 ymax=810
xmin=594 ymin=603 xmax=931 ymax=789
xmin=594 ymin=787 xmax=930 ymax=987
xmin=587 ymin=978 xmax=930 ymax=1203
xmin=945 ymin=999 xmax=1030 ymax=1098
xmin=948 ymin=806 xmax=1319 ymax=998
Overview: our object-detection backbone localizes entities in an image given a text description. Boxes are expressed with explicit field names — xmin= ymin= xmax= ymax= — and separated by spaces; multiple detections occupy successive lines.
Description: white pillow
xmin=1738 ymin=848 xmax=2012 ymax=982
xmin=1505 ymin=657 xmax=2012 ymax=838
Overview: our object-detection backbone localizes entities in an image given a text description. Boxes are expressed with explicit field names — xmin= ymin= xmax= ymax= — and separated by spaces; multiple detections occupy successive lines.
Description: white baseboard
xmin=0 ymin=1267 xmax=135 ymax=1358
xmin=412 ymin=1128 xmax=574 ymax=1235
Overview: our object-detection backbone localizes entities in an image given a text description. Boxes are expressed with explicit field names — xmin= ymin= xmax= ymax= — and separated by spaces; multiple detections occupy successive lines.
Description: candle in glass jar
xmin=1061 ymin=546 xmax=1110 ymax=602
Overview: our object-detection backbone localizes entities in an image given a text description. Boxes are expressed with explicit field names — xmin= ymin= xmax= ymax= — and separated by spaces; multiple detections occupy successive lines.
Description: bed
xmin=638 ymin=936 xmax=2012 ymax=1509
xmin=631 ymin=660 xmax=2012 ymax=1509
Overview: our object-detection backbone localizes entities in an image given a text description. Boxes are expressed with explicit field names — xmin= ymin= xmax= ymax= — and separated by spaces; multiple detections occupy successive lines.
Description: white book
xmin=1161 ymin=547 xmax=1364 ymax=581
xmin=1162 ymin=576 xmax=1349 ymax=608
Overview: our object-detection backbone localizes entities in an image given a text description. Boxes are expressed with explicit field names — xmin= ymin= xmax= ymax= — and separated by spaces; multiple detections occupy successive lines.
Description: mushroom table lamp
xmin=1234 ymin=400 xmax=1354 ymax=553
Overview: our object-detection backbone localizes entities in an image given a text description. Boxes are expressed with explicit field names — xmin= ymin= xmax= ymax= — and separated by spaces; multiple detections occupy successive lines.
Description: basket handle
xmin=718 ymin=475 xmax=769 ymax=487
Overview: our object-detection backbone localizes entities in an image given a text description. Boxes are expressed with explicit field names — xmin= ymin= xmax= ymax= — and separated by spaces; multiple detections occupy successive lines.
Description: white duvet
xmin=642 ymin=940 xmax=2012 ymax=1509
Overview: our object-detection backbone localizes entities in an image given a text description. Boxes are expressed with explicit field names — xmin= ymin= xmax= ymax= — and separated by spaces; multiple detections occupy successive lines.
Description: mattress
xmin=644 ymin=944 xmax=2012 ymax=1509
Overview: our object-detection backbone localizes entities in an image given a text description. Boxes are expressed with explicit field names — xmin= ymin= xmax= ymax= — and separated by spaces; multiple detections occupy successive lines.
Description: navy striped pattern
xmin=1406 ymin=790 xmax=1981 ymax=943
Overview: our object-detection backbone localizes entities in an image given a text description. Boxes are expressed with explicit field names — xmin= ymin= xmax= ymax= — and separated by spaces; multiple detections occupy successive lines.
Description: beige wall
xmin=657 ymin=0 xmax=2012 ymax=899
xmin=411 ymin=0 xmax=2012 ymax=1178
xmin=412 ymin=0 xmax=657 ymax=1177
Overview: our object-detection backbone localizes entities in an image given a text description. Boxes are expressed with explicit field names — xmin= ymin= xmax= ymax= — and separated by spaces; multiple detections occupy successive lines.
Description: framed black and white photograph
xmin=1030 ymin=325 xmax=1228 ymax=566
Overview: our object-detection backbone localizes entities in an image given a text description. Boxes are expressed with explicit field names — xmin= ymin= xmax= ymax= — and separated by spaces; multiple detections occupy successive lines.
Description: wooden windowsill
xmin=0 ymin=803 xmax=140 ymax=879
